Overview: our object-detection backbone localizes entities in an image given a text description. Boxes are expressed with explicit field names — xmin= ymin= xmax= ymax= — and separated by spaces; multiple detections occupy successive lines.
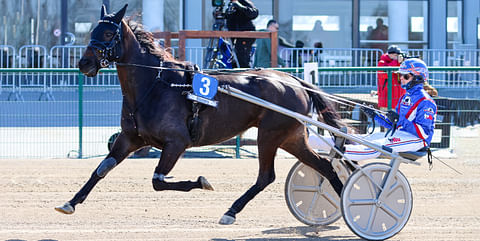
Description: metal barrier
xmin=404 ymin=49 xmax=480 ymax=88
xmin=3 ymin=45 xmax=480 ymax=91
xmin=0 ymin=67 xmax=479 ymax=158
xmin=280 ymin=48 xmax=384 ymax=68
xmin=50 ymin=45 xmax=85 ymax=68
xmin=0 ymin=45 xmax=15 ymax=96
xmin=280 ymin=48 xmax=384 ymax=87
xmin=0 ymin=68 xmax=120 ymax=158
xmin=49 ymin=45 xmax=85 ymax=88
xmin=173 ymin=46 xmax=221 ymax=70
xmin=277 ymin=66 xmax=480 ymax=89
xmin=49 ymin=45 xmax=120 ymax=87
xmin=17 ymin=45 xmax=50 ymax=100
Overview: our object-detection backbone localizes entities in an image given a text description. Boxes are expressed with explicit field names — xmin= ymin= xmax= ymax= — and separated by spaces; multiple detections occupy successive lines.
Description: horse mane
xmin=125 ymin=20 xmax=176 ymax=62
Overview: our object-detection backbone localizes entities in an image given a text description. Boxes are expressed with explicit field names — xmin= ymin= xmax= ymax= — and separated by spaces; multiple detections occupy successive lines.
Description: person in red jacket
xmin=377 ymin=45 xmax=405 ymax=109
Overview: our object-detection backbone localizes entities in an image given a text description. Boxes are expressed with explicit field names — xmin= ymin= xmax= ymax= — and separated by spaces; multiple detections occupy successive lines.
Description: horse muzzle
xmin=79 ymin=56 xmax=100 ymax=77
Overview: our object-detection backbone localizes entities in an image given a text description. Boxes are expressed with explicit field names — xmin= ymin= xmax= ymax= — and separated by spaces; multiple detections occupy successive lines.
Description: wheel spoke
xmin=292 ymin=184 xmax=318 ymax=192
xmin=349 ymin=199 xmax=376 ymax=206
xmin=380 ymin=203 xmax=402 ymax=221
xmin=360 ymin=169 xmax=384 ymax=192
xmin=365 ymin=205 xmax=379 ymax=233
xmin=306 ymin=192 xmax=319 ymax=218
xmin=321 ymin=191 xmax=341 ymax=208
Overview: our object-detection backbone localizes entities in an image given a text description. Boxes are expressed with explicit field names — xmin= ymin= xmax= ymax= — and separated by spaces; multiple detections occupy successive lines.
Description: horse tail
xmin=296 ymin=79 xmax=345 ymax=130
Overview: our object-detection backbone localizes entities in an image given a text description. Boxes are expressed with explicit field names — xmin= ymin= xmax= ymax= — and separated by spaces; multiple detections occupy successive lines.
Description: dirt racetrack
xmin=1 ymin=149 xmax=480 ymax=240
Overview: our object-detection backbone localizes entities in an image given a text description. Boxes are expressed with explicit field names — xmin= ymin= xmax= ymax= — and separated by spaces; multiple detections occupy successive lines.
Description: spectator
xmin=225 ymin=0 xmax=258 ymax=68
xmin=291 ymin=40 xmax=304 ymax=67
xmin=307 ymin=20 xmax=325 ymax=48
xmin=254 ymin=20 xmax=285 ymax=68
xmin=377 ymin=45 xmax=405 ymax=110
xmin=311 ymin=41 xmax=323 ymax=63
xmin=368 ymin=18 xmax=388 ymax=52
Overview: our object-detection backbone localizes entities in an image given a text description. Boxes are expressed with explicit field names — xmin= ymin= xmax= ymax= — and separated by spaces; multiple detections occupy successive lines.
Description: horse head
xmin=79 ymin=4 xmax=128 ymax=77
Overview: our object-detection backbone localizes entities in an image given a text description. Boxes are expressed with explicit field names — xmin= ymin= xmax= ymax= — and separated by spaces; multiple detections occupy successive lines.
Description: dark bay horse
xmin=55 ymin=4 xmax=345 ymax=225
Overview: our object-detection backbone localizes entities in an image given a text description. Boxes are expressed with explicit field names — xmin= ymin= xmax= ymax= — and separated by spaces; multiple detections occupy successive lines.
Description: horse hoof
xmin=219 ymin=214 xmax=235 ymax=225
xmin=54 ymin=202 xmax=75 ymax=214
xmin=152 ymin=178 xmax=167 ymax=191
xmin=199 ymin=176 xmax=214 ymax=191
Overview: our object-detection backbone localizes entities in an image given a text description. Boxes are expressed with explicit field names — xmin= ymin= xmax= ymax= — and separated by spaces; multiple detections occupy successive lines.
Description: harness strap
xmin=188 ymin=103 xmax=202 ymax=144
xmin=122 ymin=62 xmax=165 ymax=141
xmin=88 ymin=18 xmax=123 ymax=66
xmin=98 ymin=19 xmax=120 ymax=28
xmin=427 ymin=148 xmax=433 ymax=170
xmin=116 ymin=62 xmax=198 ymax=72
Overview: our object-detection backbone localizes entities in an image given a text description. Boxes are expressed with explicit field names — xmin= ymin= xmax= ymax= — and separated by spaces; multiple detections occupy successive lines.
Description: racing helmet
xmin=387 ymin=45 xmax=402 ymax=54
xmin=398 ymin=58 xmax=428 ymax=88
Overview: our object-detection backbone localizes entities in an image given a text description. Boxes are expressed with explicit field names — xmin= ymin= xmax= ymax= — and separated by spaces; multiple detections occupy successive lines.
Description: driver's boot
xmin=329 ymin=126 xmax=347 ymax=159
xmin=329 ymin=127 xmax=349 ymax=183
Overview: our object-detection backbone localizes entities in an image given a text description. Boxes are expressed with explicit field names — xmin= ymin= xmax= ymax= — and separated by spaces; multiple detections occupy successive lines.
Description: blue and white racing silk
xmin=308 ymin=83 xmax=437 ymax=161
xmin=374 ymin=84 xmax=437 ymax=146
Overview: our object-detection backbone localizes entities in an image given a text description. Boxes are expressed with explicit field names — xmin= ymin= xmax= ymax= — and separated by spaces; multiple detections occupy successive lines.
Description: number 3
xmin=200 ymin=77 xmax=210 ymax=96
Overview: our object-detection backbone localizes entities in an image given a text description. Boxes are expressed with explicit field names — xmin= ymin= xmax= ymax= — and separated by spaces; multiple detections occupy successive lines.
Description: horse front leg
xmin=55 ymin=132 xmax=141 ymax=214
xmin=151 ymin=141 xmax=214 ymax=192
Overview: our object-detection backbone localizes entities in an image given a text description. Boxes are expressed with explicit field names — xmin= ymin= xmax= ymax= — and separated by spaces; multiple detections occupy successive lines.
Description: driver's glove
xmin=386 ymin=110 xmax=399 ymax=123
xmin=360 ymin=105 xmax=377 ymax=119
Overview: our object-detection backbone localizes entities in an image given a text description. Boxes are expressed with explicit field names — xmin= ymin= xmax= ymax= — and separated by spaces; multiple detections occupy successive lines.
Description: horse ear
xmin=112 ymin=4 xmax=128 ymax=24
xmin=100 ymin=4 xmax=107 ymax=19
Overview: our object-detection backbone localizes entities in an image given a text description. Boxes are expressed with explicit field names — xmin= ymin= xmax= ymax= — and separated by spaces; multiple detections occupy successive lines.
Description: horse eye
xmin=105 ymin=32 xmax=113 ymax=38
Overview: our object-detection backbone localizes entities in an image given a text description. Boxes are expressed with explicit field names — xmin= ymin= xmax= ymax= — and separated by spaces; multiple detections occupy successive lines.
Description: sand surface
xmin=0 ymin=152 xmax=479 ymax=240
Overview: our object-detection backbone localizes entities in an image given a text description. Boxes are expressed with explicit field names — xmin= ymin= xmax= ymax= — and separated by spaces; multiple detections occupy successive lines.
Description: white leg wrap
xmin=153 ymin=173 xmax=165 ymax=181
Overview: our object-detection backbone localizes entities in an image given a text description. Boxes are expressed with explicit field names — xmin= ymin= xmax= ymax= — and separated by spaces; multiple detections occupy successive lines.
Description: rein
xmin=115 ymin=62 xmax=198 ymax=73
xmin=115 ymin=60 xmax=387 ymax=140
xmin=115 ymin=61 xmax=199 ymax=140
xmin=116 ymin=62 xmax=386 ymax=116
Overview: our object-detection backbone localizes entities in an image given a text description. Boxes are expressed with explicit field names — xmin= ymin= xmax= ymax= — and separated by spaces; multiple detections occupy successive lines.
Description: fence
xmin=1 ymin=67 xmax=480 ymax=158
xmin=0 ymin=45 xmax=480 ymax=94
xmin=279 ymin=48 xmax=384 ymax=87
xmin=0 ymin=68 xmax=120 ymax=158
xmin=0 ymin=45 xmax=15 ymax=97
xmin=404 ymin=49 xmax=480 ymax=88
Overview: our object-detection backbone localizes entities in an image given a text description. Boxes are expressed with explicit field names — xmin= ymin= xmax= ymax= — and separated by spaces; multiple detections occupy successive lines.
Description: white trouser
xmin=308 ymin=130 xmax=425 ymax=161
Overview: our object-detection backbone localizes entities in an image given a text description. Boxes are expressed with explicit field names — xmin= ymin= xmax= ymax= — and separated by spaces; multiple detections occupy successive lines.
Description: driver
xmin=308 ymin=58 xmax=437 ymax=161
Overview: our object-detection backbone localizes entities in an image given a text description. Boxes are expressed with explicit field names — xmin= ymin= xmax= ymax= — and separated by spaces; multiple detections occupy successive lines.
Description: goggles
xmin=401 ymin=73 xmax=412 ymax=79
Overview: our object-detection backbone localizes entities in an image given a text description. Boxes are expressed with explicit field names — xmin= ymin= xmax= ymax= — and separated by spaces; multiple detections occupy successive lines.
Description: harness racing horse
xmin=55 ymin=4 xmax=346 ymax=225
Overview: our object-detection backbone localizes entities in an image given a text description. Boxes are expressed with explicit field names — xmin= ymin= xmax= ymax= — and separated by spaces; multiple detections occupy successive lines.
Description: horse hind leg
xmin=280 ymin=128 xmax=344 ymax=196
xmin=219 ymin=130 xmax=280 ymax=225
xmin=152 ymin=142 xmax=214 ymax=192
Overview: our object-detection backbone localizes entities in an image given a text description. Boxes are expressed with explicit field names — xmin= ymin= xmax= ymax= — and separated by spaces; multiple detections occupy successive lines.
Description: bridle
xmin=88 ymin=19 xmax=123 ymax=68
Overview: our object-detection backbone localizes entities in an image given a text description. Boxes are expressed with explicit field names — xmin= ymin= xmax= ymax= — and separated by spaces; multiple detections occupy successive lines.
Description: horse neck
xmin=116 ymin=23 xmax=159 ymax=110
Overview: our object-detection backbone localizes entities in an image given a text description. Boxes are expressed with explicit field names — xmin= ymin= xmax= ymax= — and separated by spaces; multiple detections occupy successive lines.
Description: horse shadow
xmin=212 ymin=225 xmax=361 ymax=241
xmin=7 ymin=239 xmax=58 ymax=241
xmin=129 ymin=147 xmax=259 ymax=159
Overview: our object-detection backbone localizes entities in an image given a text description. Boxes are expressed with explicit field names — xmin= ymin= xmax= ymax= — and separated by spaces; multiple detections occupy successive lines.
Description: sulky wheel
xmin=341 ymin=162 xmax=413 ymax=240
xmin=285 ymin=161 xmax=342 ymax=226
